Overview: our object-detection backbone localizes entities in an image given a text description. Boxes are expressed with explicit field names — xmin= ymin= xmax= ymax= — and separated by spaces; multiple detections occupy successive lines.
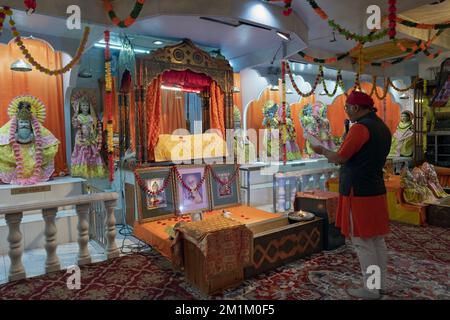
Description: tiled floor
xmin=0 ymin=229 xmax=145 ymax=285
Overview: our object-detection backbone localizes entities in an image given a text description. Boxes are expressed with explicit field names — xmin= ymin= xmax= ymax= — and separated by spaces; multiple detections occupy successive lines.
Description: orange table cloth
xmin=133 ymin=205 xmax=279 ymax=260
xmin=327 ymin=176 xmax=427 ymax=226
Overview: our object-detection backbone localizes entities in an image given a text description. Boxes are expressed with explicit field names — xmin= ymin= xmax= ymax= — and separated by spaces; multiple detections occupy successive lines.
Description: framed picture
xmin=135 ymin=167 xmax=176 ymax=223
xmin=209 ymin=164 xmax=241 ymax=209
xmin=174 ymin=165 xmax=210 ymax=215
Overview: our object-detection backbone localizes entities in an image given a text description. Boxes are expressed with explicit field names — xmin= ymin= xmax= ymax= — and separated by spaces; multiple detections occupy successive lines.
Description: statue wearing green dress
xmin=389 ymin=110 xmax=414 ymax=158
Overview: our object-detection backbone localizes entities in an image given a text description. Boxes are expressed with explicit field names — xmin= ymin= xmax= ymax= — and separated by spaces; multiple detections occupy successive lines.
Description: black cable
xmin=115 ymin=223 xmax=150 ymax=255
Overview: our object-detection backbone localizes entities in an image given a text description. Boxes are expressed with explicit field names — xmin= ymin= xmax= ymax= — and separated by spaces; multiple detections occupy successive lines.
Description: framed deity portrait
xmin=174 ymin=165 xmax=210 ymax=215
xmin=135 ymin=167 xmax=176 ymax=223
xmin=208 ymin=164 xmax=241 ymax=209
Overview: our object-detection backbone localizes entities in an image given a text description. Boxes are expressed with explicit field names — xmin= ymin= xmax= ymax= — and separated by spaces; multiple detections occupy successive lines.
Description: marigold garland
xmin=104 ymin=30 xmax=114 ymax=182
xmin=103 ymin=0 xmax=146 ymax=28
xmin=306 ymin=1 xmax=388 ymax=44
xmin=328 ymin=19 xmax=388 ymax=44
xmin=286 ymin=62 xmax=322 ymax=97
xmin=396 ymin=16 xmax=450 ymax=30
xmin=1 ymin=7 xmax=89 ymax=75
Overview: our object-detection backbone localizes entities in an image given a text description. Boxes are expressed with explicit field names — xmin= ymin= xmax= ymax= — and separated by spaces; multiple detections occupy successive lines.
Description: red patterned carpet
xmin=0 ymin=222 xmax=449 ymax=300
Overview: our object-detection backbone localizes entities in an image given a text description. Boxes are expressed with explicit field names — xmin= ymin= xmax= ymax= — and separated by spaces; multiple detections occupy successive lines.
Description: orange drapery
xmin=146 ymin=75 xmax=163 ymax=160
xmin=209 ymin=81 xmax=225 ymax=137
xmin=160 ymin=89 xmax=187 ymax=134
xmin=0 ymin=38 xmax=68 ymax=176
xmin=328 ymin=82 xmax=401 ymax=135
xmin=246 ymin=87 xmax=281 ymax=133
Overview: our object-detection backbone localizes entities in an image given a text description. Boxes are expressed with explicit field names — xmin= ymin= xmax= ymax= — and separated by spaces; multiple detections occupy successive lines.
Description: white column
xmin=290 ymin=177 xmax=297 ymax=210
xmin=105 ymin=200 xmax=120 ymax=259
xmin=6 ymin=212 xmax=26 ymax=281
xmin=76 ymin=204 xmax=91 ymax=265
xmin=42 ymin=208 xmax=61 ymax=273
xmin=275 ymin=173 xmax=286 ymax=213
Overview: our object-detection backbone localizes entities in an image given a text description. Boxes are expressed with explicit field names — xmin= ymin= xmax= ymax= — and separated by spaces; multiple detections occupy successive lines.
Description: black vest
xmin=339 ymin=112 xmax=392 ymax=197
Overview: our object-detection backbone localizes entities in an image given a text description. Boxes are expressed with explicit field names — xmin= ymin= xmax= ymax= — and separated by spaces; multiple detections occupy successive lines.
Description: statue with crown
xmin=0 ymin=96 xmax=59 ymax=185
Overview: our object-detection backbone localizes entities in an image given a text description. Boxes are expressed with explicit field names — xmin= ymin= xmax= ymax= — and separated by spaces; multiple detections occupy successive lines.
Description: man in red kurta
xmin=312 ymin=91 xmax=392 ymax=300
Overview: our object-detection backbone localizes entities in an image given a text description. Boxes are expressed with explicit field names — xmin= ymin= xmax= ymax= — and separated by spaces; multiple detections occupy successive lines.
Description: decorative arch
xmin=137 ymin=39 xmax=234 ymax=162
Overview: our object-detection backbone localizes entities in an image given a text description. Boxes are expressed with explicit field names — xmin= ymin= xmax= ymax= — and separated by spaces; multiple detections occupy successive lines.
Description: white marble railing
xmin=0 ymin=192 xmax=120 ymax=282
xmin=273 ymin=167 xmax=339 ymax=212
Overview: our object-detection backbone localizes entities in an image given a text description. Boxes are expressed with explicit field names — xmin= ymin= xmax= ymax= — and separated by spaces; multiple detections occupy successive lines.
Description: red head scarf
xmin=347 ymin=91 xmax=374 ymax=109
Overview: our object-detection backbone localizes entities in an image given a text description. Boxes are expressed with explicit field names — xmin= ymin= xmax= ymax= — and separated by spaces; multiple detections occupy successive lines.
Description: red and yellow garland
xmin=102 ymin=0 xmax=146 ymax=28
xmin=104 ymin=30 xmax=114 ymax=182
xmin=0 ymin=7 xmax=89 ymax=76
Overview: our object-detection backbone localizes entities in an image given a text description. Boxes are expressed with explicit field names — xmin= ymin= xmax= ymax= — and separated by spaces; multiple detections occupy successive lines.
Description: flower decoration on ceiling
xmin=24 ymin=0 xmax=36 ymax=15
xmin=388 ymin=0 xmax=397 ymax=40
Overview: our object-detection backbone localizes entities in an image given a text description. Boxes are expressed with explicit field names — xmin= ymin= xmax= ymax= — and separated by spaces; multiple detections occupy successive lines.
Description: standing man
xmin=311 ymin=91 xmax=392 ymax=300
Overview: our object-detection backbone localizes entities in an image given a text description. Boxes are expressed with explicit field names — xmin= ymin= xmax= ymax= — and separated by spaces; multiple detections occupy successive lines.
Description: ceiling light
xmin=319 ymin=90 xmax=327 ymax=96
xmin=286 ymin=88 xmax=293 ymax=95
xmin=10 ymin=59 xmax=32 ymax=72
xmin=400 ymin=93 xmax=409 ymax=99
xmin=153 ymin=40 xmax=164 ymax=45
xmin=94 ymin=43 xmax=150 ymax=54
xmin=276 ymin=31 xmax=291 ymax=41
xmin=232 ymin=86 xmax=241 ymax=93
xmin=270 ymin=85 xmax=279 ymax=91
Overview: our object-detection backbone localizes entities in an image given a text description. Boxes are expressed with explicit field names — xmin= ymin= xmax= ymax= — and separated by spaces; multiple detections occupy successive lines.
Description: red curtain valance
xmin=162 ymin=69 xmax=211 ymax=91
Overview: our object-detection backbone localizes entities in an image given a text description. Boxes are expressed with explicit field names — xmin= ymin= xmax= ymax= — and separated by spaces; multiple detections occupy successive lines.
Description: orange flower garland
xmin=3 ymin=8 xmax=90 ymax=76
xmin=103 ymin=0 xmax=146 ymax=28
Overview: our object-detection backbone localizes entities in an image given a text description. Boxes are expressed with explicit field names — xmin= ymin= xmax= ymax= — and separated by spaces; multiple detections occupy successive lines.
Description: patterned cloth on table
xmin=172 ymin=215 xmax=253 ymax=280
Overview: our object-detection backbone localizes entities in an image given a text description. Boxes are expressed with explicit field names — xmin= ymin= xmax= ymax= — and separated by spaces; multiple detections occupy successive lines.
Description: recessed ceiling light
xmin=153 ymin=40 xmax=164 ymax=45
xmin=276 ymin=31 xmax=291 ymax=41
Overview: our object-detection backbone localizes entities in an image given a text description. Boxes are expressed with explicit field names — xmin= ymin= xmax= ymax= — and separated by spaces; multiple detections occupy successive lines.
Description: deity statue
xmin=299 ymin=103 xmax=316 ymax=157
xmin=400 ymin=167 xmax=436 ymax=205
xmin=0 ymin=96 xmax=59 ymax=185
xmin=277 ymin=103 xmax=302 ymax=160
xmin=412 ymin=167 xmax=438 ymax=202
xmin=314 ymin=102 xmax=336 ymax=150
xmin=71 ymin=93 xmax=107 ymax=179
xmin=262 ymin=101 xmax=280 ymax=158
xmin=422 ymin=97 xmax=435 ymax=153
xmin=421 ymin=162 xmax=448 ymax=198
xmin=300 ymin=102 xmax=336 ymax=158
xmin=389 ymin=110 xmax=414 ymax=158
xmin=233 ymin=106 xmax=256 ymax=162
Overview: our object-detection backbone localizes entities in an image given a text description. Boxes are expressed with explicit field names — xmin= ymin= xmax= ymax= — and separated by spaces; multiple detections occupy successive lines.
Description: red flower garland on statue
xmin=388 ymin=0 xmax=397 ymax=40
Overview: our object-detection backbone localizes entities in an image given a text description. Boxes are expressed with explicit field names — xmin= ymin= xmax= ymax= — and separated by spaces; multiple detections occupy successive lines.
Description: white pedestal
xmin=0 ymin=177 xmax=85 ymax=206
xmin=0 ymin=177 xmax=86 ymax=253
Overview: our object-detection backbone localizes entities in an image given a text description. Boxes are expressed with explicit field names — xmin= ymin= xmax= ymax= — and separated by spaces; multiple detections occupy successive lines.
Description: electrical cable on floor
xmin=115 ymin=223 xmax=151 ymax=255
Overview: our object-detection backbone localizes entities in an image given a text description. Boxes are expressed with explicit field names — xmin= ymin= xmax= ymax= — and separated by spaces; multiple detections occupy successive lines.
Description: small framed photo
xmin=174 ymin=165 xmax=210 ymax=215
xmin=209 ymin=164 xmax=241 ymax=209
xmin=135 ymin=167 xmax=176 ymax=223
xmin=190 ymin=212 xmax=204 ymax=222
